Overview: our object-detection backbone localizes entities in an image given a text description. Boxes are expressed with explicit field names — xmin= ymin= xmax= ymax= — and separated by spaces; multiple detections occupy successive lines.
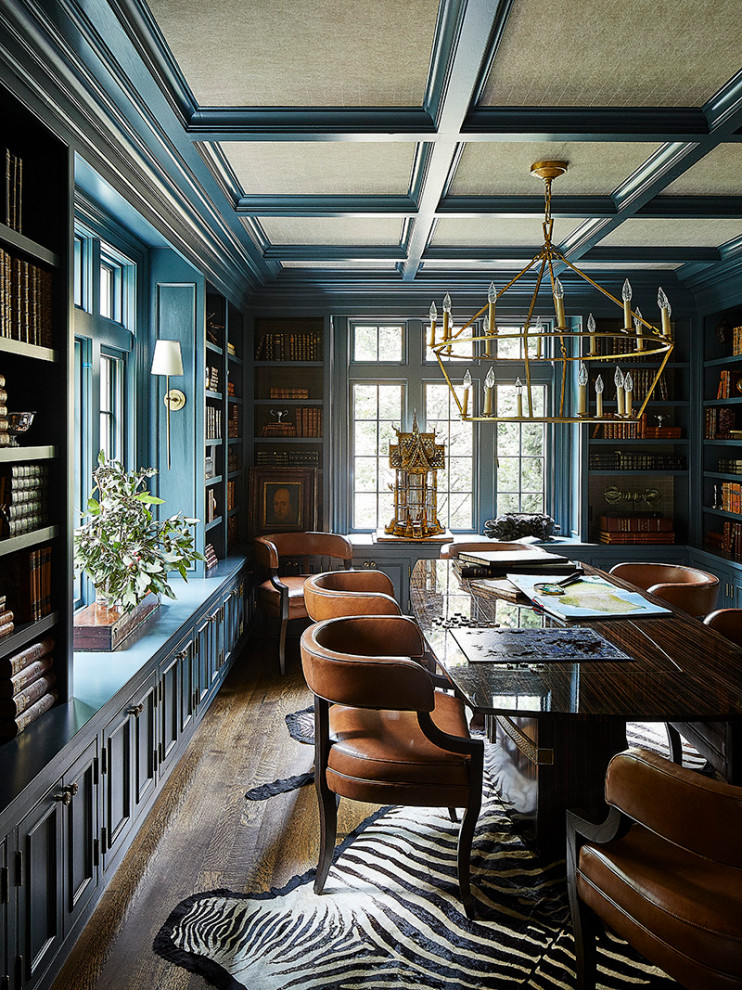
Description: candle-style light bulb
xmin=624 ymin=371 xmax=634 ymax=416
xmin=515 ymin=376 xmax=523 ymax=418
xmin=533 ymin=315 xmax=543 ymax=359
xmin=483 ymin=365 xmax=495 ymax=416
xmin=483 ymin=314 xmax=492 ymax=358
xmin=615 ymin=365 xmax=625 ymax=416
xmin=657 ymin=286 xmax=672 ymax=337
xmin=443 ymin=293 xmax=452 ymax=314
xmin=587 ymin=312 xmax=596 ymax=356
xmin=462 ymin=369 xmax=472 ymax=418
xmin=633 ymin=306 xmax=644 ymax=351
xmin=429 ymin=301 xmax=437 ymax=348
xmin=622 ymin=278 xmax=633 ymax=329
xmin=553 ymin=277 xmax=565 ymax=328
xmin=442 ymin=292 xmax=452 ymax=352
xmin=595 ymin=373 xmax=604 ymax=418
xmin=577 ymin=362 xmax=588 ymax=416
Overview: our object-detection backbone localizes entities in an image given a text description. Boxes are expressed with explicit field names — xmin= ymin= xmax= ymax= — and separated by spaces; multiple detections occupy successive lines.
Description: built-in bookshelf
xmin=583 ymin=317 xmax=690 ymax=545
xmin=701 ymin=306 xmax=742 ymax=563
xmin=252 ymin=316 xmax=328 ymax=526
xmin=203 ymin=287 xmax=246 ymax=563
xmin=0 ymin=83 xmax=71 ymax=739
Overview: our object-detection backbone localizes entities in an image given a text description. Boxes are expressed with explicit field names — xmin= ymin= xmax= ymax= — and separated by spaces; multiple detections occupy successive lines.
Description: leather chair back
xmin=440 ymin=541 xmax=533 ymax=559
xmin=609 ymin=561 xmax=719 ymax=616
xmin=304 ymin=569 xmax=400 ymax=621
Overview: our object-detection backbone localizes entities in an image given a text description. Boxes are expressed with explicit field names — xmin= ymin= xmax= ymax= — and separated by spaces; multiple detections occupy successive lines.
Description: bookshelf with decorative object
xmin=700 ymin=306 xmax=742 ymax=570
xmin=0 ymin=83 xmax=71 ymax=738
xmin=583 ymin=316 xmax=691 ymax=547
xmin=252 ymin=316 xmax=328 ymax=526
xmin=204 ymin=287 xmax=247 ymax=564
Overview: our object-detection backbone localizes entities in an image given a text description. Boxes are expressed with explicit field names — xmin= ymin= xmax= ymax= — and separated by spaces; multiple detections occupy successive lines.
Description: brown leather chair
xmin=666 ymin=608 xmax=742 ymax=784
xmin=304 ymin=569 xmax=400 ymax=621
xmin=440 ymin=540 xmax=533 ymax=559
xmin=300 ymin=614 xmax=484 ymax=917
xmin=567 ymin=747 xmax=742 ymax=990
xmin=608 ymin=562 xmax=720 ymax=617
xmin=254 ymin=532 xmax=353 ymax=674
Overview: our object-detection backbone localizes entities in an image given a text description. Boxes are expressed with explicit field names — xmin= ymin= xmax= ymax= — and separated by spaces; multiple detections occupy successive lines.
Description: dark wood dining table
xmin=410 ymin=558 xmax=742 ymax=859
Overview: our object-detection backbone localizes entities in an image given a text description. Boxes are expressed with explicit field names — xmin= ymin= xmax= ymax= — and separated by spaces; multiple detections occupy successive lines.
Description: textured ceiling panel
xmin=281 ymin=260 xmax=398 ymax=269
xmin=432 ymin=217 xmax=584 ymax=247
xmin=598 ymin=218 xmax=742 ymax=247
xmin=482 ymin=0 xmax=742 ymax=107
xmin=258 ymin=217 xmax=404 ymax=245
xmin=220 ymin=142 xmax=416 ymax=196
xmin=662 ymin=145 xmax=742 ymax=196
xmin=148 ymin=0 xmax=439 ymax=107
xmin=450 ymin=142 xmax=659 ymax=196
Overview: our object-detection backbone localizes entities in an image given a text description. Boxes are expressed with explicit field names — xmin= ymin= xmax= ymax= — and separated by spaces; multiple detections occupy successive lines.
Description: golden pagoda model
xmin=385 ymin=414 xmax=445 ymax=539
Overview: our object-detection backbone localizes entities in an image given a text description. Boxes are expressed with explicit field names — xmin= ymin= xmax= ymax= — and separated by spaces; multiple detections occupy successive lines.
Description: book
xmin=0 ymin=636 xmax=54 ymax=677
xmin=0 ymin=689 xmax=58 ymax=738
xmin=0 ymin=654 xmax=54 ymax=697
xmin=469 ymin=577 xmax=527 ymax=602
xmin=458 ymin=548 xmax=571 ymax=571
xmin=0 ymin=671 xmax=56 ymax=717
xmin=508 ymin=573 xmax=672 ymax=621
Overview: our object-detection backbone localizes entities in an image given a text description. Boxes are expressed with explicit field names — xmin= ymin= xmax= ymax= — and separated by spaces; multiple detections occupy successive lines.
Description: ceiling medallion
xmin=428 ymin=161 xmax=674 ymax=424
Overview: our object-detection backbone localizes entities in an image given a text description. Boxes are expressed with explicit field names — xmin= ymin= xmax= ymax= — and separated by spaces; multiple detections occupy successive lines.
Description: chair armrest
xmin=254 ymin=536 xmax=279 ymax=570
xmin=605 ymin=747 xmax=742 ymax=867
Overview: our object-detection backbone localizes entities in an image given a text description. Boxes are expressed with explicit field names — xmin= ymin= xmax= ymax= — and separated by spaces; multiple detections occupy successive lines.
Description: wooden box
xmin=73 ymin=594 xmax=160 ymax=651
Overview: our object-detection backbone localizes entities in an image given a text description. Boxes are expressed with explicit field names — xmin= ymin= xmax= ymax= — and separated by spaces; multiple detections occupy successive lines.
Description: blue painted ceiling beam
xmin=263 ymin=245 xmax=406 ymax=261
xmin=236 ymin=195 xmax=417 ymax=217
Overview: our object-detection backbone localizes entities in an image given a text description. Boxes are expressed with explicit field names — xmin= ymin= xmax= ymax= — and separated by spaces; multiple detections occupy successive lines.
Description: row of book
xmin=622 ymin=368 xmax=670 ymax=402
xmin=591 ymin=414 xmax=682 ymax=440
xmin=0 ymin=249 xmax=54 ymax=347
xmin=0 ymin=595 xmax=14 ymax=641
xmin=590 ymin=332 xmax=671 ymax=356
xmin=254 ymin=330 xmax=322 ymax=362
xmin=227 ymin=514 xmax=238 ymax=550
xmin=717 ymin=481 xmax=742 ymax=515
xmin=0 ymin=636 xmax=57 ymax=739
xmin=589 ymin=452 xmax=686 ymax=471
xmin=599 ymin=513 xmax=674 ymax=533
xmin=269 ymin=386 xmax=309 ymax=399
xmin=598 ymin=531 xmax=675 ymax=544
xmin=732 ymin=325 xmax=742 ymax=357
xmin=227 ymin=479 xmax=236 ymax=512
xmin=227 ymin=446 xmax=241 ymax=473
xmin=0 ymin=544 xmax=52 ymax=625
xmin=205 ymin=364 xmax=220 ymax=392
xmin=704 ymin=406 xmax=737 ymax=439
xmin=256 ymin=448 xmax=320 ymax=467
xmin=4 ymin=148 xmax=22 ymax=233
xmin=718 ymin=458 xmax=742 ymax=475
xmin=716 ymin=369 xmax=742 ymax=399
xmin=204 ymin=543 xmax=218 ymax=572
xmin=295 ymin=407 xmax=322 ymax=437
xmin=0 ymin=462 xmax=50 ymax=538
xmin=205 ymin=405 xmax=222 ymax=441
xmin=0 ymin=375 xmax=8 ymax=447
xmin=228 ymin=405 xmax=240 ymax=439
xmin=261 ymin=421 xmax=296 ymax=437
xmin=706 ymin=521 xmax=742 ymax=560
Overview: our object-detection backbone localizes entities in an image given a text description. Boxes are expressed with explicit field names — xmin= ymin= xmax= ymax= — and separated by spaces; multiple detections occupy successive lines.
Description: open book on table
xmin=507 ymin=573 xmax=672 ymax=621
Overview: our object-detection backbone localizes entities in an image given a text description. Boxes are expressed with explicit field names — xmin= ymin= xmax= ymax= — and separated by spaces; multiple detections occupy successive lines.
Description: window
xmin=351 ymin=382 xmax=403 ymax=530
xmin=340 ymin=317 xmax=557 ymax=534
xmin=99 ymin=351 xmax=125 ymax=461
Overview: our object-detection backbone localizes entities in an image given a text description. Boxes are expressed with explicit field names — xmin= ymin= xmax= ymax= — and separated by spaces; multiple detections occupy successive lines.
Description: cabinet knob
xmin=53 ymin=791 xmax=73 ymax=806
xmin=127 ymin=702 xmax=144 ymax=717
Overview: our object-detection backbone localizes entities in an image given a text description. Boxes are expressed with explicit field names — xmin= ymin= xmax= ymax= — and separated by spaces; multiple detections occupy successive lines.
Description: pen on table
xmin=557 ymin=571 xmax=584 ymax=588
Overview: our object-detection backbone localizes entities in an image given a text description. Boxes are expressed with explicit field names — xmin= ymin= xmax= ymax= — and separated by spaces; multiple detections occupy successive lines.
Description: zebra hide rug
xmin=154 ymin=787 xmax=677 ymax=990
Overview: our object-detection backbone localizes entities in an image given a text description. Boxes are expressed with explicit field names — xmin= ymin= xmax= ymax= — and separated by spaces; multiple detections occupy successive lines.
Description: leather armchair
xmin=254 ymin=532 xmax=353 ymax=674
xmin=567 ymin=747 xmax=742 ymax=990
xmin=300 ymin=614 xmax=484 ymax=917
xmin=304 ymin=568 xmax=400 ymax=621
xmin=608 ymin=562 xmax=720 ymax=617
xmin=667 ymin=608 xmax=742 ymax=784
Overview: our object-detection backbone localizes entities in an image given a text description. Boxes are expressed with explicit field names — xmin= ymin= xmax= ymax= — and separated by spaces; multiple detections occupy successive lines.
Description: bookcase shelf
xmin=0 ymin=82 xmax=72 ymax=741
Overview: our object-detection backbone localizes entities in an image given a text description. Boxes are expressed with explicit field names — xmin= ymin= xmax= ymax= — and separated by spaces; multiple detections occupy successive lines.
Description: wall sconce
xmin=150 ymin=339 xmax=185 ymax=470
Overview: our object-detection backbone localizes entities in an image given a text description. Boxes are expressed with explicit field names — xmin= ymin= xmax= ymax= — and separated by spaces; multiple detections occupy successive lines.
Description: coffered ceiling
xmin=130 ymin=0 xmax=742 ymax=291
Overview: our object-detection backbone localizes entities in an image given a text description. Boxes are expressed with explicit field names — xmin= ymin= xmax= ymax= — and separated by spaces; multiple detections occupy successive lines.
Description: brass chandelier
xmin=428 ymin=161 xmax=674 ymax=424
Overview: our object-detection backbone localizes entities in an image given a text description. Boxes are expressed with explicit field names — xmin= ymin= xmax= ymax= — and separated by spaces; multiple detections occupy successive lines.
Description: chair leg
xmin=313 ymin=696 xmax=337 ymax=894
xmin=448 ymin=808 xmax=459 ymax=823
xmin=666 ymin=723 xmax=683 ymax=765
xmin=278 ymin=617 xmax=288 ymax=676
xmin=457 ymin=747 xmax=483 ymax=919
xmin=570 ymin=889 xmax=600 ymax=990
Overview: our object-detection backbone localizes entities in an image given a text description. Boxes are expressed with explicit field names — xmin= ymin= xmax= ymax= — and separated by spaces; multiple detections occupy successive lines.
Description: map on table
xmin=507 ymin=573 xmax=672 ymax=621
xmin=451 ymin=626 xmax=634 ymax=664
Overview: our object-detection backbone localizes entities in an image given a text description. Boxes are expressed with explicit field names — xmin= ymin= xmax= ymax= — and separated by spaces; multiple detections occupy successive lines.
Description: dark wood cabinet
xmin=62 ymin=741 xmax=99 ymax=937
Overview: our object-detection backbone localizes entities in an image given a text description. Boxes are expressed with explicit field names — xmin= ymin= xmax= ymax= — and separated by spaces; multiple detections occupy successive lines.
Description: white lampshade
xmin=150 ymin=339 xmax=184 ymax=376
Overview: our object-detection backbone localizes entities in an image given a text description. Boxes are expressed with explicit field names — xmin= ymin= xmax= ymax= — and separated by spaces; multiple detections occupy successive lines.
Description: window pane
xmin=378 ymin=325 xmax=403 ymax=362
xmin=100 ymin=263 xmax=113 ymax=319
xmin=350 ymin=382 xmax=402 ymax=530
xmin=73 ymin=235 xmax=84 ymax=309
xmin=494 ymin=383 xmax=546 ymax=516
xmin=351 ymin=323 xmax=403 ymax=363
xmin=353 ymin=326 xmax=377 ymax=362
xmin=424 ymin=382 xmax=473 ymax=531
xmin=99 ymin=353 xmax=125 ymax=461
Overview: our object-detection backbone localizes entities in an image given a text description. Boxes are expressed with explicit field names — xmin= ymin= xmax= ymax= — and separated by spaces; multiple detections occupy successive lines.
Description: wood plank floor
xmin=51 ymin=636 xmax=374 ymax=990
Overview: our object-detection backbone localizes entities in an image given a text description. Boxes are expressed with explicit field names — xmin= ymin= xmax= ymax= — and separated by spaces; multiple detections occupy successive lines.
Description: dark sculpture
xmin=484 ymin=512 xmax=558 ymax=541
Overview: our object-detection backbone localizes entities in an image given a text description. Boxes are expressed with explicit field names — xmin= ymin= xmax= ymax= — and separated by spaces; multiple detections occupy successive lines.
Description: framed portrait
xmin=248 ymin=467 xmax=318 ymax=537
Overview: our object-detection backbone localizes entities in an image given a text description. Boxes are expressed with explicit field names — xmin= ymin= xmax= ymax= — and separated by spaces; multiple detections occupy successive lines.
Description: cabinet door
xmin=0 ymin=837 xmax=8 ymax=990
xmin=195 ymin=617 xmax=211 ymax=707
xmin=159 ymin=648 xmax=181 ymax=772
xmin=353 ymin=559 xmax=405 ymax=607
xmin=131 ymin=673 xmax=158 ymax=814
xmin=17 ymin=783 xmax=64 ymax=988
xmin=63 ymin=740 xmax=99 ymax=936
xmin=179 ymin=635 xmax=196 ymax=735
xmin=101 ymin=706 xmax=133 ymax=870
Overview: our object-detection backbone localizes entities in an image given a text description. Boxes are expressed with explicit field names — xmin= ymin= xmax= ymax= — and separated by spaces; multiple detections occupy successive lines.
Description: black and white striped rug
xmin=155 ymin=777 xmax=681 ymax=989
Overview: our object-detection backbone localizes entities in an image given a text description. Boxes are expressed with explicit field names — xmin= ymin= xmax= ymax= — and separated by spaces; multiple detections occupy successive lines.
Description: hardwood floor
xmin=51 ymin=634 xmax=373 ymax=990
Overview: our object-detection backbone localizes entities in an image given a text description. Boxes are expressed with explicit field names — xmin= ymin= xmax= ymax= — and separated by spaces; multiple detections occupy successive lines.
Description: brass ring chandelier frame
xmin=430 ymin=161 xmax=674 ymax=424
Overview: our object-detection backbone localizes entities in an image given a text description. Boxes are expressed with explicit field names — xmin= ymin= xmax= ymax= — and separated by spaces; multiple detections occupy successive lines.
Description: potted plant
xmin=74 ymin=452 xmax=204 ymax=613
